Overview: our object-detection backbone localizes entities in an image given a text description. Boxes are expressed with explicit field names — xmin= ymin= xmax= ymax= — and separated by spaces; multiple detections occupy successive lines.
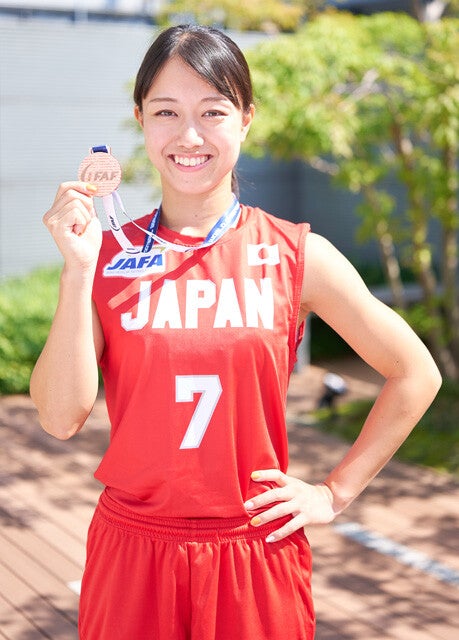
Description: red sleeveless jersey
xmin=92 ymin=205 xmax=309 ymax=517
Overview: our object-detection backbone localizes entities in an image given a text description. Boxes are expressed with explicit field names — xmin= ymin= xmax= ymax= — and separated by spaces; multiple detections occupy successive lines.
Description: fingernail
xmin=86 ymin=183 xmax=98 ymax=193
xmin=251 ymin=516 xmax=262 ymax=527
xmin=244 ymin=500 xmax=254 ymax=510
xmin=251 ymin=471 xmax=261 ymax=480
xmin=265 ymin=535 xmax=276 ymax=543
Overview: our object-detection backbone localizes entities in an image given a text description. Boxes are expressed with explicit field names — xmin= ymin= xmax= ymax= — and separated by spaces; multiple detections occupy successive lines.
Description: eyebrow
xmin=146 ymin=95 xmax=230 ymax=105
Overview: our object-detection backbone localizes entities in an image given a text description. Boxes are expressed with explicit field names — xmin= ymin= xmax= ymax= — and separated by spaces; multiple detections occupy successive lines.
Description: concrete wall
xmin=1 ymin=15 xmax=159 ymax=277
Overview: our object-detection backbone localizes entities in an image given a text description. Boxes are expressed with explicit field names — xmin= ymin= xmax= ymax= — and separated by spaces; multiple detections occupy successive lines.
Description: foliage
xmin=313 ymin=381 xmax=459 ymax=477
xmin=158 ymin=0 xmax=321 ymax=33
xmin=160 ymin=0 xmax=459 ymax=29
xmin=245 ymin=12 xmax=459 ymax=378
xmin=0 ymin=266 xmax=60 ymax=395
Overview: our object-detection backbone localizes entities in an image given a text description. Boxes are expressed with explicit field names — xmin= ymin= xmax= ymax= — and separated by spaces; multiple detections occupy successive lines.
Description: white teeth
xmin=174 ymin=155 xmax=208 ymax=167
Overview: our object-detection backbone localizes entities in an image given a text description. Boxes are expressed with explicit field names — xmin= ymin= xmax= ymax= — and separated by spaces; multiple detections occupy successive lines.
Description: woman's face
xmin=135 ymin=56 xmax=254 ymax=198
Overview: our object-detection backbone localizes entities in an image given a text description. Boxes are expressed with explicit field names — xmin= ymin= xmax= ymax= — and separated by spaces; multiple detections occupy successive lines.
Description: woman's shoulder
xmin=302 ymin=231 xmax=371 ymax=306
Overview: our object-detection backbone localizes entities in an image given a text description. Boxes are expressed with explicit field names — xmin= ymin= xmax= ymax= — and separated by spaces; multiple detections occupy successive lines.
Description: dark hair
xmin=134 ymin=24 xmax=253 ymax=114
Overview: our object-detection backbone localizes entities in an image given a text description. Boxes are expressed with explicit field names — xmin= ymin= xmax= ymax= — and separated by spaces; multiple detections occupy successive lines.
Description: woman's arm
xmin=29 ymin=182 xmax=105 ymax=440
xmin=245 ymin=232 xmax=442 ymax=540
xmin=300 ymin=232 xmax=442 ymax=508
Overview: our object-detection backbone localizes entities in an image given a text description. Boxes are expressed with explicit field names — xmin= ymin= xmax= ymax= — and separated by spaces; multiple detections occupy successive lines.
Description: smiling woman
xmin=30 ymin=23 xmax=441 ymax=640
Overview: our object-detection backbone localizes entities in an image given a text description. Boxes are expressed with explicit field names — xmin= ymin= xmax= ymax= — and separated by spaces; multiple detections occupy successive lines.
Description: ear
xmin=134 ymin=105 xmax=144 ymax=128
xmin=240 ymin=103 xmax=255 ymax=142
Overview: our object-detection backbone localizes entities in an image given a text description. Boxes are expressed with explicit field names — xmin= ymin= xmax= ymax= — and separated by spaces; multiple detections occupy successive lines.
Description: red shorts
xmin=79 ymin=490 xmax=315 ymax=640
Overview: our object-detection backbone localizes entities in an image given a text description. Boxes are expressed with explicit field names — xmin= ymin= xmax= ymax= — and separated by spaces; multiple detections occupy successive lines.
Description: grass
xmin=313 ymin=381 xmax=459 ymax=478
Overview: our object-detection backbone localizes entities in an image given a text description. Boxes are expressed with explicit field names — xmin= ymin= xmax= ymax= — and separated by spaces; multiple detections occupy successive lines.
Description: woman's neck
xmin=159 ymin=191 xmax=236 ymax=237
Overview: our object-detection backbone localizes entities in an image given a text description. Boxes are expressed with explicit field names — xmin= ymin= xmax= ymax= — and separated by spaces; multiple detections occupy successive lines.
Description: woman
xmin=30 ymin=24 xmax=441 ymax=640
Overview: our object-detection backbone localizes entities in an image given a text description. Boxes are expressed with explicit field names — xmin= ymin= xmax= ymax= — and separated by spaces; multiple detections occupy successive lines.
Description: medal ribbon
xmin=140 ymin=196 xmax=241 ymax=253
xmin=92 ymin=146 xmax=241 ymax=254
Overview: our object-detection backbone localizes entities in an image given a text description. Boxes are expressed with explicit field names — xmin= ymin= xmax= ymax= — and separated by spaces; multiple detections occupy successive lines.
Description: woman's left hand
xmin=244 ymin=469 xmax=340 ymax=543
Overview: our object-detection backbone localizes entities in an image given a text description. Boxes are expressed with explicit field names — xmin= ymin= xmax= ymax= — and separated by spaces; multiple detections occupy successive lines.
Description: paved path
xmin=0 ymin=358 xmax=458 ymax=639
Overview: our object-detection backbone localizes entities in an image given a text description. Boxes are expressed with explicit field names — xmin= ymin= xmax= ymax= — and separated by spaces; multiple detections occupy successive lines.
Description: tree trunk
xmin=377 ymin=226 xmax=406 ymax=309
xmin=391 ymin=120 xmax=458 ymax=378
xmin=362 ymin=185 xmax=407 ymax=309
xmin=411 ymin=0 xmax=447 ymax=21
xmin=441 ymin=143 xmax=459 ymax=361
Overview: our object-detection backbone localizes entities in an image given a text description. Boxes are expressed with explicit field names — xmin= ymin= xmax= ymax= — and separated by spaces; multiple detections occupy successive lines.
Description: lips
xmin=172 ymin=154 xmax=210 ymax=167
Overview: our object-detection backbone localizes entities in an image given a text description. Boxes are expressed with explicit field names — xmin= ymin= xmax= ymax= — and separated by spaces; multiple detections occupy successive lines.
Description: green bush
xmin=313 ymin=382 xmax=459 ymax=477
xmin=0 ymin=266 xmax=61 ymax=395
xmin=310 ymin=315 xmax=353 ymax=361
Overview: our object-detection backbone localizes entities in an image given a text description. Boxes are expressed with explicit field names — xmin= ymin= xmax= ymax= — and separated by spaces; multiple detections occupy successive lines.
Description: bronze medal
xmin=78 ymin=151 xmax=122 ymax=196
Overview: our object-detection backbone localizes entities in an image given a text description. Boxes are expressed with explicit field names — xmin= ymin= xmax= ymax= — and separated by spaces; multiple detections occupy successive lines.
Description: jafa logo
xmin=103 ymin=249 xmax=166 ymax=278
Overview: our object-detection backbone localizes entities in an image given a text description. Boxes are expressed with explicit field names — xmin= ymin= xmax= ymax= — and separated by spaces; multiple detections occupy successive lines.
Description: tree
xmin=159 ymin=0 xmax=459 ymax=29
xmin=244 ymin=12 xmax=459 ymax=378
xmin=158 ymin=0 xmax=306 ymax=33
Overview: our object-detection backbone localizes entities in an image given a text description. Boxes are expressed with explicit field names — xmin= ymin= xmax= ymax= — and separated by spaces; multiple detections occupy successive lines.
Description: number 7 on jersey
xmin=176 ymin=375 xmax=223 ymax=449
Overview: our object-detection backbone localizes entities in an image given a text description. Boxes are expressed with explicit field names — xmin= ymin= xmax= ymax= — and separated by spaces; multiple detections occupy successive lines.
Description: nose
xmin=178 ymin=120 xmax=204 ymax=148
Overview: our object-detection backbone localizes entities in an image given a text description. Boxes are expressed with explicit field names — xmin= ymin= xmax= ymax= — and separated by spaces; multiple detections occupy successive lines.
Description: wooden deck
xmin=1 ymin=359 xmax=458 ymax=639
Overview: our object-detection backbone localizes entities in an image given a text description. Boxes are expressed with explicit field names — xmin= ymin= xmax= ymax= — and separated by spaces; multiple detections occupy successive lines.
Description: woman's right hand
xmin=43 ymin=181 xmax=103 ymax=270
